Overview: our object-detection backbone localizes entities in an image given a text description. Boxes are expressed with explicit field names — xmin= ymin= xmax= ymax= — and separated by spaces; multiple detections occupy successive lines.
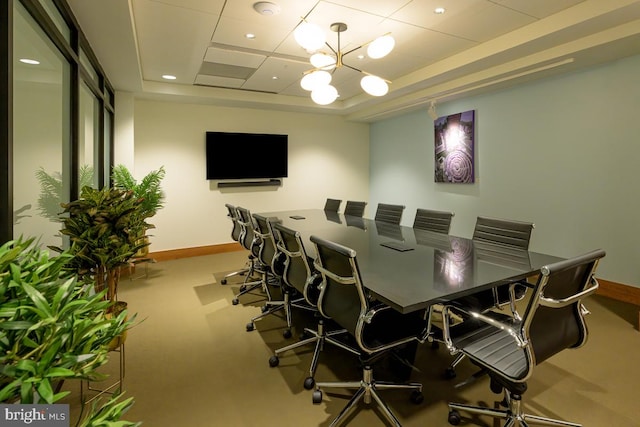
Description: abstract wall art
xmin=434 ymin=110 xmax=475 ymax=183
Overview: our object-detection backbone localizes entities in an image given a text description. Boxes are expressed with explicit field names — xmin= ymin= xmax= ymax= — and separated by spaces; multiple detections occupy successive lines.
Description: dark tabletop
xmin=259 ymin=209 xmax=562 ymax=314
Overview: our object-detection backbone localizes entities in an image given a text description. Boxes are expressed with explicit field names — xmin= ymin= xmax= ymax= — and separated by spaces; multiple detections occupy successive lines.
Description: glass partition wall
xmin=1 ymin=0 xmax=115 ymax=245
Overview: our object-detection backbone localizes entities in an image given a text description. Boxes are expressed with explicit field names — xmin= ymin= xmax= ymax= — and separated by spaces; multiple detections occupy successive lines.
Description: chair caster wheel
xmin=221 ymin=279 xmax=227 ymax=285
xmin=246 ymin=323 xmax=254 ymax=332
xmin=261 ymin=305 xmax=269 ymax=313
xmin=269 ymin=356 xmax=279 ymax=367
xmin=239 ymin=285 xmax=246 ymax=292
xmin=410 ymin=390 xmax=424 ymax=404
xmin=312 ymin=390 xmax=323 ymax=404
xmin=232 ymin=298 xmax=239 ymax=305
xmin=283 ymin=329 xmax=292 ymax=339
xmin=303 ymin=377 xmax=315 ymax=390
xmin=448 ymin=410 xmax=461 ymax=425
xmin=444 ymin=367 xmax=456 ymax=379
xmin=490 ymin=378 xmax=503 ymax=394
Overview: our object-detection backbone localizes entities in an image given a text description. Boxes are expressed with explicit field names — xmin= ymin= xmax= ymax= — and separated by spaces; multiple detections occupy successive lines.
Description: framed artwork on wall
xmin=434 ymin=110 xmax=475 ymax=183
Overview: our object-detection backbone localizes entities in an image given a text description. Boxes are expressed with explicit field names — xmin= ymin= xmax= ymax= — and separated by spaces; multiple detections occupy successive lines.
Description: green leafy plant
xmin=0 ymin=237 xmax=137 ymax=426
xmin=77 ymin=393 xmax=141 ymax=427
xmin=111 ymin=165 xmax=165 ymax=231
xmin=50 ymin=186 xmax=149 ymax=306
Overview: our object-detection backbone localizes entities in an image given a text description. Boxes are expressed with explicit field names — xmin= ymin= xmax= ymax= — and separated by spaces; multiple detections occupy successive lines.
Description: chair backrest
xmin=252 ymin=213 xmax=278 ymax=269
xmin=310 ymin=235 xmax=367 ymax=340
xmin=413 ymin=208 xmax=454 ymax=233
xmin=236 ymin=206 xmax=258 ymax=254
xmin=374 ymin=203 xmax=405 ymax=225
xmin=311 ymin=235 xmax=425 ymax=354
xmin=343 ymin=200 xmax=367 ymax=217
xmin=324 ymin=198 xmax=342 ymax=212
xmin=274 ymin=223 xmax=318 ymax=305
xmin=472 ymin=216 xmax=534 ymax=249
xmin=488 ymin=249 xmax=605 ymax=383
xmin=225 ymin=203 xmax=242 ymax=242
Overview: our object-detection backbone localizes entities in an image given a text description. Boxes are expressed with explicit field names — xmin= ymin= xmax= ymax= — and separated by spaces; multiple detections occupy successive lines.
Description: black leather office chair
xmin=245 ymin=213 xmax=288 ymax=333
xmin=435 ymin=216 xmax=536 ymax=378
xmin=412 ymin=208 xmax=454 ymax=233
xmin=310 ymin=235 xmax=426 ymax=426
xmin=220 ymin=203 xmax=248 ymax=285
xmin=231 ymin=206 xmax=265 ymax=304
xmin=445 ymin=249 xmax=605 ymax=427
xmin=324 ymin=198 xmax=342 ymax=212
xmin=374 ymin=203 xmax=405 ymax=225
xmin=343 ymin=200 xmax=367 ymax=217
xmin=268 ymin=224 xmax=359 ymax=389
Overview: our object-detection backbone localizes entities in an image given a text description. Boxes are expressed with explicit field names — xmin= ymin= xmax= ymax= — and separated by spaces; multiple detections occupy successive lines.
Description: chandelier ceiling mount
xmin=294 ymin=19 xmax=394 ymax=105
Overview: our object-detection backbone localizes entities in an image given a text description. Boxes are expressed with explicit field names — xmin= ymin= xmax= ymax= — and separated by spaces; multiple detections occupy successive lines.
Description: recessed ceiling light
xmin=272 ymin=76 xmax=278 ymax=80
xmin=357 ymin=54 xmax=365 ymax=60
xmin=253 ymin=2 xmax=281 ymax=16
xmin=162 ymin=74 xmax=176 ymax=80
xmin=434 ymin=7 xmax=446 ymax=14
xmin=19 ymin=58 xmax=40 ymax=65
xmin=245 ymin=33 xmax=256 ymax=39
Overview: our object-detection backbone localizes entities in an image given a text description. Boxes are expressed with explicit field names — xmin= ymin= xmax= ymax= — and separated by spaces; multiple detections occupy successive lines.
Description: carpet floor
xmin=61 ymin=250 xmax=640 ymax=426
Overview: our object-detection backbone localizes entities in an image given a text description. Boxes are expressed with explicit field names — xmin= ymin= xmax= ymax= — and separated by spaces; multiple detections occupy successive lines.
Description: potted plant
xmin=111 ymin=165 xmax=165 ymax=256
xmin=0 ymin=237 xmax=138 ymax=425
xmin=51 ymin=186 xmax=150 ymax=313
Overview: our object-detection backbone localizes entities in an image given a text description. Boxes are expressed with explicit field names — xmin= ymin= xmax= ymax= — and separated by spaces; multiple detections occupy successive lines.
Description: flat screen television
xmin=206 ymin=131 xmax=288 ymax=180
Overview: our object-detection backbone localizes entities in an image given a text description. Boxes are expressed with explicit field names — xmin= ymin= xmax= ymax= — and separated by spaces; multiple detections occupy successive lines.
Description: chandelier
xmin=294 ymin=21 xmax=395 ymax=105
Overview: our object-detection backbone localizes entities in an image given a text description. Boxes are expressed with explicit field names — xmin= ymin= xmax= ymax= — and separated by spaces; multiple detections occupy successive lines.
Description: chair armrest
xmin=441 ymin=302 xmax=526 ymax=353
xmin=539 ymin=278 xmax=599 ymax=308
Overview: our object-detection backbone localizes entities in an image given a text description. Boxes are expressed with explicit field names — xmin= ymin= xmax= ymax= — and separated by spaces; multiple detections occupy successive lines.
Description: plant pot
xmin=107 ymin=301 xmax=129 ymax=351
xmin=135 ymin=235 xmax=150 ymax=258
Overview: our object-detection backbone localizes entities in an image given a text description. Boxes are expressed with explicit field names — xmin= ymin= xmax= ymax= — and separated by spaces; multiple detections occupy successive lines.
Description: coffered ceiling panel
xmin=68 ymin=0 xmax=640 ymax=119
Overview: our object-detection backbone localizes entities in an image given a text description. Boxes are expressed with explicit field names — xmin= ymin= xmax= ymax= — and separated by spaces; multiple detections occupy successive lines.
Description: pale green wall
xmin=370 ymin=54 xmax=640 ymax=286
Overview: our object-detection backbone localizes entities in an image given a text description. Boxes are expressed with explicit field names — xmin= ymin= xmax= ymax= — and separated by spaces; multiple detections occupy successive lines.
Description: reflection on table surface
xmin=258 ymin=209 xmax=561 ymax=313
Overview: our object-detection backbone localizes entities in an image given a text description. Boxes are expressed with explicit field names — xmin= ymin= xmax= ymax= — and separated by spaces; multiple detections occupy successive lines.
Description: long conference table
xmin=259 ymin=209 xmax=563 ymax=314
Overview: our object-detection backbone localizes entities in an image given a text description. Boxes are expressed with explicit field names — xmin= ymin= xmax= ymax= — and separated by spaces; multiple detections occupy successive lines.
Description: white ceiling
xmin=66 ymin=0 xmax=640 ymax=121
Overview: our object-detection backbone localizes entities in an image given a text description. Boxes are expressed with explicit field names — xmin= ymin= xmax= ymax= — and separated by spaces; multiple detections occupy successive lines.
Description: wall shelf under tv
xmin=217 ymin=179 xmax=282 ymax=188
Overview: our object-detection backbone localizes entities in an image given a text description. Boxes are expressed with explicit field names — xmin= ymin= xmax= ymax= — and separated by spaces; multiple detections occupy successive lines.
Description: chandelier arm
xmin=342 ymin=63 xmax=392 ymax=83
xmin=324 ymin=42 xmax=338 ymax=56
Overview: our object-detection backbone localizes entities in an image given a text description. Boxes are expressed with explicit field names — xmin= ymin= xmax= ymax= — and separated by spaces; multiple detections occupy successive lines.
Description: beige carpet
xmin=61 ymin=250 xmax=640 ymax=426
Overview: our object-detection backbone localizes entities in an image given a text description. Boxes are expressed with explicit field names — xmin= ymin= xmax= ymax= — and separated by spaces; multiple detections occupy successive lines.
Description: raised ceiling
xmin=67 ymin=0 xmax=640 ymax=121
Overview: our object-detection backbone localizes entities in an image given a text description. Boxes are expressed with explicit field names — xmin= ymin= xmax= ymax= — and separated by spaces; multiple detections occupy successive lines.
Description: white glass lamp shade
xmin=294 ymin=22 xmax=326 ymax=51
xmin=360 ymin=75 xmax=388 ymax=96
xmin=310 ymin=53 xmax=336 ymax=70
xmin=300 ymin=70 xmax=332 ymax=91
xmin=367 ymin=34 xmax=395 ymax=59
xmin=311 ymin=84 xmax=338 ymax=105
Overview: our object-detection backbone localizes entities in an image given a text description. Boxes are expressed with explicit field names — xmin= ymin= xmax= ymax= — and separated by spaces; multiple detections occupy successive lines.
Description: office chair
xmin=444 ymin=249 xmax=605 ymax=427
xmin=324 ymin=198 xmax=342 ymax=212
xmin=231 ymin=207 xmax=267 ymax=305
xmin=310 ymin=235 xmax=426 ymax=426
xmin=412 ymin=208 xmax=454 ymax=233
xmin=343 ymin=200 xmax=367 ymax=217
xmin=220 ymin=204 xmax=250 ymax=285
xmin=435 ymin=216 xmax=535 ymax=379
xmin=268 ymin=224 xmax=359 ymax=390
xmin=374 ymin=203 xmax=405 ymax=225
xmin=245 ymin=213 xmax=288 ymax=333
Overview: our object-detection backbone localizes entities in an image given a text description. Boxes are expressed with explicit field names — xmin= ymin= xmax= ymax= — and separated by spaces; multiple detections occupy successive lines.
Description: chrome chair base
xmin=314 ymin=365 xmax=423 ymax=427
xmin=448 ymin=392 xmax=581 ymax=427
xmin=270 ymin=319 xmax=359 ymax=389
xmin=220 ymin=266 xmax=249 ymax=284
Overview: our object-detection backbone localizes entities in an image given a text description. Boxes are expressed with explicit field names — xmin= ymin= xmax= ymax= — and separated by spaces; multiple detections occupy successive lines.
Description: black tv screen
xmin=206 ymin=131 xmax=288 ymax=180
